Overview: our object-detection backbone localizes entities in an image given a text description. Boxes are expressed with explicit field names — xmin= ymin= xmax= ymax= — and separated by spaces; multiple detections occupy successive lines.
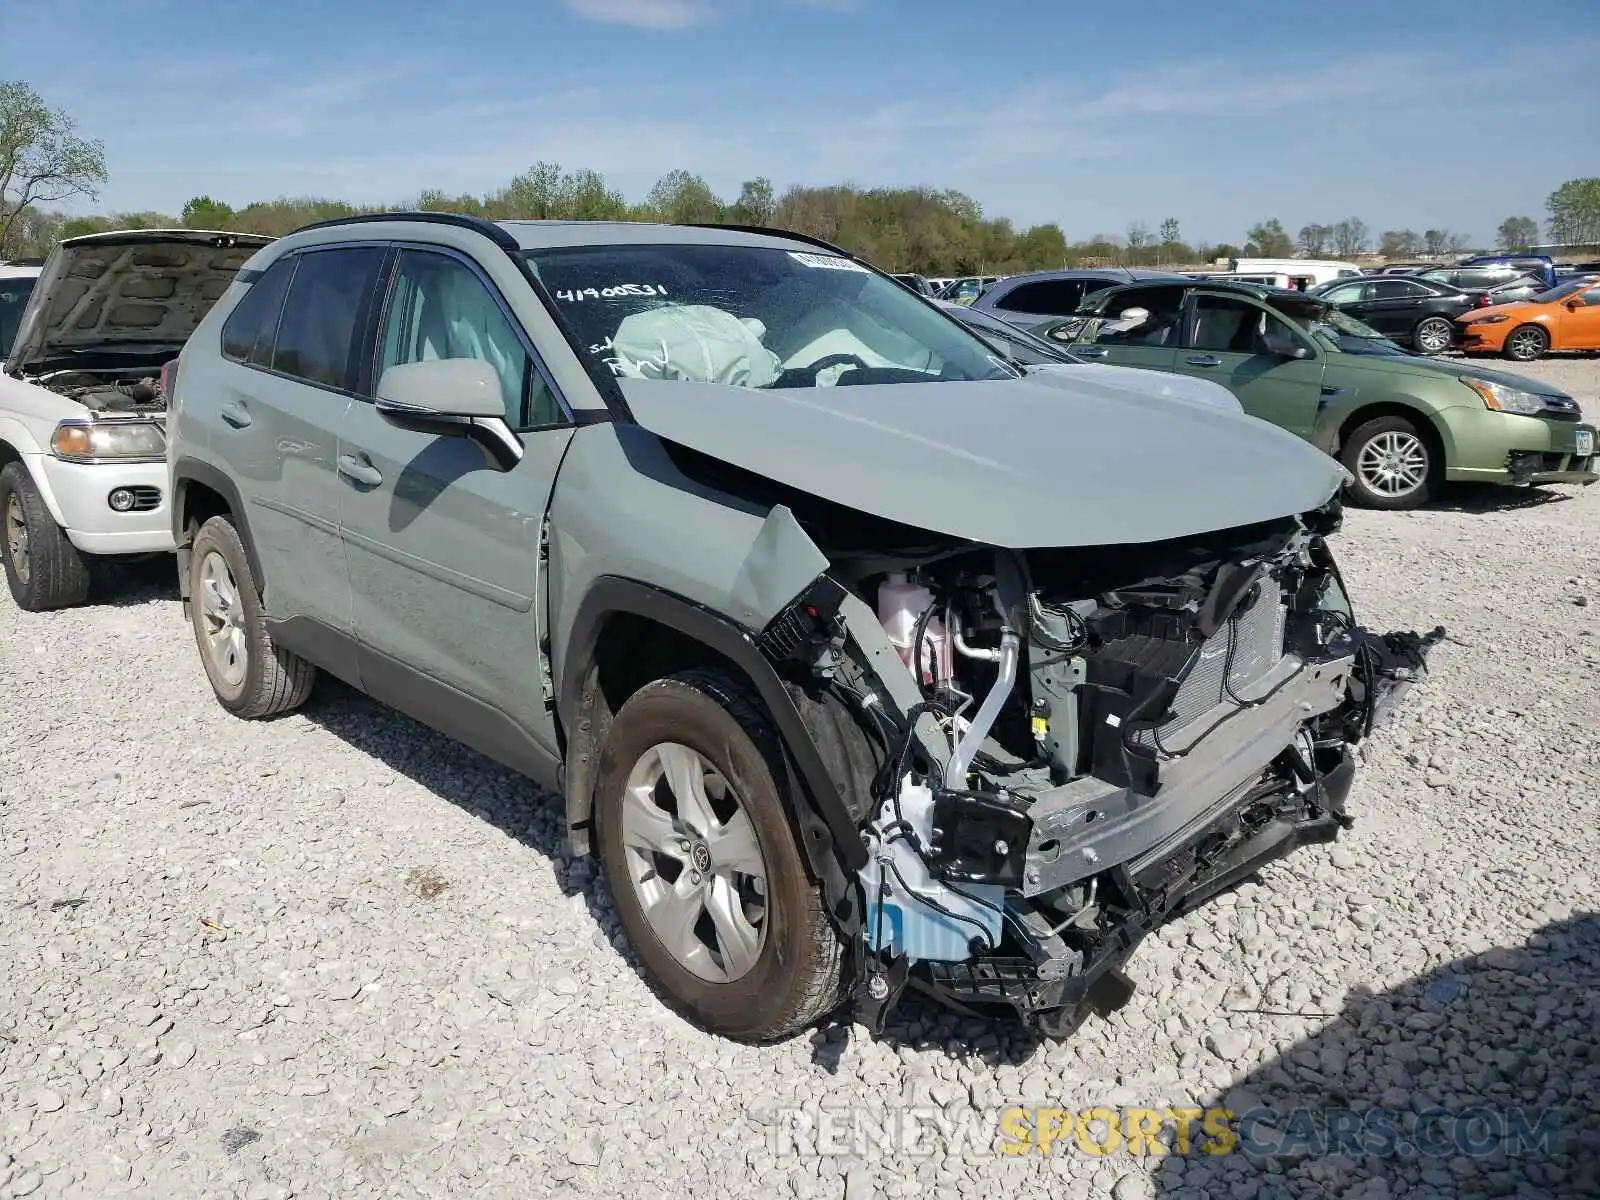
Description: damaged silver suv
xmin=166 ymin=214 xmax=1439 ymax=1042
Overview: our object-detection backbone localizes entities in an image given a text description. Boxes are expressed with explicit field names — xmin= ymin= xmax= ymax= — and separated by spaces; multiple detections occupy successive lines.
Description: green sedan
xmin=1038 ymin=280 xmax=1597 ymax=509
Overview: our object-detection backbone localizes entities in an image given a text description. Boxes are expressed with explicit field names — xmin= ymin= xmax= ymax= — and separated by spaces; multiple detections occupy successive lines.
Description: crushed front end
xmin=757 ymin=498 xmax=1441 ymax=1037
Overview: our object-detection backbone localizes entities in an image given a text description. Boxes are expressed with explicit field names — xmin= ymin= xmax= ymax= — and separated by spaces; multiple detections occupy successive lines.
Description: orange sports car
xmin=1456 ymin=277 xmax=1600 ymax=361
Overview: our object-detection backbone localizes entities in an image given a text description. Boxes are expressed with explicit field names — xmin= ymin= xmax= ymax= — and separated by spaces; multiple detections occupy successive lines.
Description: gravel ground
xmin=2 ymin=356 xmax=1597 ymax=1200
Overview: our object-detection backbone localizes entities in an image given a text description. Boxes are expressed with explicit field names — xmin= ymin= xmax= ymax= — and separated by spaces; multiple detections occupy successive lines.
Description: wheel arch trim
xmin=170 ymin=456 xmax=264 ymax=586
xmin=557 ymin=575 xmax=868 ymax=878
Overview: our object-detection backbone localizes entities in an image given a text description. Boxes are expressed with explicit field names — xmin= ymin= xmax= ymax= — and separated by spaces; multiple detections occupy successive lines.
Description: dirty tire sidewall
xmin=0 ymin=461 xmax=90 ymax=612
xmin=187 ymin=515 xmax=314 ymax=719
xmin=594 ymin=669 xmax=845 ymax=1042
xmin=1340 ymin=414 xmax=1438 ymax=511
xmin=1504 ymin=324 xmax=1548 ymax=362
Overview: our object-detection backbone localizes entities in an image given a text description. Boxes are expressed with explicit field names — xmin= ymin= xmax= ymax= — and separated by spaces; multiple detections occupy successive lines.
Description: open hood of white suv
xmin=5 ymin=230 xmax=272 ymax=375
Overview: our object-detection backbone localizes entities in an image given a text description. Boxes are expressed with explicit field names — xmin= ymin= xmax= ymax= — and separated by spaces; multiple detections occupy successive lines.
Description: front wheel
xmin=1341 ymin=415 xmax=1437 ymax=510
xmin=1412 ymin=316 xmax=1455 ymax=356
xmin=1503 ymin=324 xmax=1549 ymax=362
xmin=594 ymin=668 xmax=847 ymax=1041
xmin=0 ymin=461 xmax=90 ymax=612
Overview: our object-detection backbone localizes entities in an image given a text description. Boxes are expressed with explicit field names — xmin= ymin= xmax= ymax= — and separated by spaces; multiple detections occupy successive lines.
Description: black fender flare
xmin=170 ymin=456 xmax=264 ymax=587
xmin=557 ymin=576 xmax=869 ymax=889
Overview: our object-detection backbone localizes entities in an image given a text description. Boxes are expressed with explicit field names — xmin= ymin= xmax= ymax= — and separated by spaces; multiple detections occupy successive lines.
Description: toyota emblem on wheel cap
xmin=691 ymin=842 xmax=712 ymax=873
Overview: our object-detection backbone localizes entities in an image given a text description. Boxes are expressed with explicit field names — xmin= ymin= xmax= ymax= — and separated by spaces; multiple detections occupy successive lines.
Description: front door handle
xmin=336 ymin=453 xmax=383 ymax=487
xmin=220 ymin=400 xmax=252 ymax=428
xmin=1074 ymin=345 xmax=1108 ymax=358
xmin=1186 ymin=354 xmax=1222 ymax=367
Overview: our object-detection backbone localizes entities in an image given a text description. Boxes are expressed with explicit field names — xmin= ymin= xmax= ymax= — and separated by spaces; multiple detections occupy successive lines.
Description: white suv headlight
xmin=50 ymin=419 xmax=166 ymax=462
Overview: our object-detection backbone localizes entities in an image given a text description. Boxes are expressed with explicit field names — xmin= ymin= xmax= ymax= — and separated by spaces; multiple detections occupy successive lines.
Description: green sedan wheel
xmin=1340 ymin=415 xmax=1437 ymax=510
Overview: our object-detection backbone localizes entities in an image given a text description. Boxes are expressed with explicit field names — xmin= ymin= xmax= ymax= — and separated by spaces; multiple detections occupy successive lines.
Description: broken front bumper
xmin=862 ymin=623 xmax=1441 ymax=1036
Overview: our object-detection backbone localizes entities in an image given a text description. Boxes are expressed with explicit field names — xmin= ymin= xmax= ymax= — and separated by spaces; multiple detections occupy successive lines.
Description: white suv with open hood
xmin=0 ymin=229 xmax=270 ymax=610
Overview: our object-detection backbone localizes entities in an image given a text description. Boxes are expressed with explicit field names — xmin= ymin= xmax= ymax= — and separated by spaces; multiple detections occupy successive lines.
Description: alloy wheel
xmin=1507 ymin=327 xmax=1546 ymax=360
xmin=1356 ymin=431 xmax=1429 ymax=499
xmin=4 ymin=492 xmax=29 ymax=584
xmin=618 ymin=741 xmax=769 ymax=983
xmin=197 ymin=550 xmax=248 ymax=688
xmin=1416 ymin=319 xmax=1452 ymax=354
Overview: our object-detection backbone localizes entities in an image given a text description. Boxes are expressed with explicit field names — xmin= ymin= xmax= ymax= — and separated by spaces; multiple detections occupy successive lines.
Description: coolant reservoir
xmin=877 ymin=572 xmax=949 ymax=684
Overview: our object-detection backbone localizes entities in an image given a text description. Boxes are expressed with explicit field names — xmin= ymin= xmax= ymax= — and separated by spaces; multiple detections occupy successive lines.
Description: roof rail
xmin=289 ymin=210 xmax=519 ymax=250
xmin=681 ymin=222 xmax=861 ymax=261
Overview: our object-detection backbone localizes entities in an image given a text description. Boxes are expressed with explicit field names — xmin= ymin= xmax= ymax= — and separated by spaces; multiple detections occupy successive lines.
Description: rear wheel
xmin=1412 ymin=316 xmax=1454 ymax=356
xmin=594 ymin=668 xmax=847 ymax=1041
xmin=187 ymin=515 xmax=315 ymax=717
xmin=0 ymin=461 xmax=90 ymax=612
xmin=1341 ymin=415 xmax=1437 ymax=510
xmin=1503 ymin=324 xmax=1549 ymax=362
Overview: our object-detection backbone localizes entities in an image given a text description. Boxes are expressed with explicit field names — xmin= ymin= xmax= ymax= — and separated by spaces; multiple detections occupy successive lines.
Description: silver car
xmin=166 ymin=214 xmax=1436 ymax=1043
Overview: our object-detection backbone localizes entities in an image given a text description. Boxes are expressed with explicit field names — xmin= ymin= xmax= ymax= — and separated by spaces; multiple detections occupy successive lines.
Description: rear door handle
xmin=220 ymin=399 xmax=252 ymax=428
xmin=1186 ymin=355 xmax=1222 ymax=367
xmin=1074 ymin=345 xmax=1108 ymax=358
xmin=336 ymin=453 xmax=383 ymax=487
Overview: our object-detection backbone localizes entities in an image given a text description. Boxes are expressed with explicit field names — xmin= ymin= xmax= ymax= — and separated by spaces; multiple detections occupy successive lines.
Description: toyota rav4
xmin=165 ymin=213 xmax=1438 ymax=1042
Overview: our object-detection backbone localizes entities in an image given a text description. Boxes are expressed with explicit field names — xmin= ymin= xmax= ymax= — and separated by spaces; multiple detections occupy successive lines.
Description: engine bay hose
xmin=944 ymin=629 xmax=1020 ymax=789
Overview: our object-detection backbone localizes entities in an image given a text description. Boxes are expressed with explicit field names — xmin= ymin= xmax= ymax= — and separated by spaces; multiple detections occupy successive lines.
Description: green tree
xmin=181 ymin=195 xmax=235 ymax=228
xmin=1332 ymin=217 xmax=1369 ymax=257
xmin=729 ymin=177 xmax=776 ymax=225
xmin=1244 ymin=218 xmax=1292 ymax=257
xmin=1495 ymin=215 xmax=1539 ymax=251
xmin=1379 ymin=229 xmax=1421 ymax=258
xmin=1545 ymin=178 xmax=1600 ymax=244
xmin=645 ymin=169 xmax=722 ymax=224
xmin=0 ymin=80 xmax=108 ymax=256
xmin=1124 ymin=221 xmax=1151 ymax=265
xmin=1158 ymin=217 xmax=1180 ymax=246
xmin=1297 ymin=223 xmax=1331 ymax=256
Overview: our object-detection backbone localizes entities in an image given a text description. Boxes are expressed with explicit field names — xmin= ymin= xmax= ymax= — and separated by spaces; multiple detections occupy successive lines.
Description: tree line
xmin=4 ymin=80 xmax=1599 ymax=277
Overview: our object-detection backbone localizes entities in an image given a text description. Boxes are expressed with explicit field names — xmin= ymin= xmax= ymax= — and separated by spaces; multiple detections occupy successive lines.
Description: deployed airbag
xmin=610 ymin=305 xmax=781 ymax=388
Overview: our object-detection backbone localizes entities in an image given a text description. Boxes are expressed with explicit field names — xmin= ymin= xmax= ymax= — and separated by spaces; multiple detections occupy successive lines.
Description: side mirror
xmin=1565 ymin=298 xmax=1584 ymax=311
xmin=374 ymin=359 xmax=523 ymax=471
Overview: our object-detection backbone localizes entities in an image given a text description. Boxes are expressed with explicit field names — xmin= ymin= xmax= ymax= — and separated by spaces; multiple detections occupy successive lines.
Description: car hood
xmin=1349 ymin=348 xmax=1572 ymax=397
xmin=617 ymin=373 xmax=1346 ymax=548
xmin=1026 ymin=362 xmax=1243 ymax=413
xmin=5 ymin=230 xmax=272 ymax=374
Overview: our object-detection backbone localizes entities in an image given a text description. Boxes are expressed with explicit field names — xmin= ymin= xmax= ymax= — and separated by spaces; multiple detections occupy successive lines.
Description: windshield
xmin=1281 ymin=304 xmax=1413 ymax=357
xmin=524 ymin=244 xmax=1016 ymax=389
xmin=1529 ymin=279 xmax=1588 ymax=304
xmin=0 ymin=277 xmax=36 ymax=360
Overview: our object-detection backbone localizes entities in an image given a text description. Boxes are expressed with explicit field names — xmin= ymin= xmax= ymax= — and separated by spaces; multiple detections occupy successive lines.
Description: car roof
xmin=287 ymin=210 xmax=845 ymax=257
xmin=1089 ymin=277 xmax=1333 ymax=310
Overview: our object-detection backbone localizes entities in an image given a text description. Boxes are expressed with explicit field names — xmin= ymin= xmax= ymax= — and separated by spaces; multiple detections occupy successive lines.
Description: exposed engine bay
xmin=41 ymin=370 xmax=168 ymax=416
xmin=753 ymin=497 xmax=1441 ymax=1035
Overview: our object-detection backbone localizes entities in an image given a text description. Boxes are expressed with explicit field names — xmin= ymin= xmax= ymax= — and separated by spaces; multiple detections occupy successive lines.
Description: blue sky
xmin=5 ymin=0 xmax=1598 ymax=246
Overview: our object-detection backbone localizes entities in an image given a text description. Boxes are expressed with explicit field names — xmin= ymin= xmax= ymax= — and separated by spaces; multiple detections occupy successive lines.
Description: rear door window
xmin=270 ymin=247 xmax=387 ymax=390
xmin=1089 ymin=287 xmax=1184 ymax=345
xmin=221 ymin=256 xmax=295 ymax=366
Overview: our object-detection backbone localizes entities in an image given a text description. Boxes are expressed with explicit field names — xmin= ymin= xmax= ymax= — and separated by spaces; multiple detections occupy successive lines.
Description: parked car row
xmin=3 ymin=215 xmax=1455 ymax=1047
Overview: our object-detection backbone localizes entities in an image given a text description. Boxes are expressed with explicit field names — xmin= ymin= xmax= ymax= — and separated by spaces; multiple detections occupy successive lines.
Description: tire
xmin=0 ymin=461 xmax=90 ymax=612
xmin=1503 ymin=324 xmax=1548 ymax=362
xmin=594 ymin=667 xmax=847 ymax=1041
xmin=1412 ymin=316 xmax=1454 ymax=356
xmin=187 ymin=514 xmax=314 ymax=718
xmin=1340 ymin=415 xmax=1438 ymax=510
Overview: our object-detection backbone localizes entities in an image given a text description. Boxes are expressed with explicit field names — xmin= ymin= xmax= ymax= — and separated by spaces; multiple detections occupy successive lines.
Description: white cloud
xmin=561 ymin=0 xmax=714 ymax=28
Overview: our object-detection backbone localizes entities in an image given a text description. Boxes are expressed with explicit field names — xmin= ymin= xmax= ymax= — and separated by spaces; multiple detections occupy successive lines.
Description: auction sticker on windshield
xmin=555 ymin=284 xmax=670 ymax=302
xmin=789 ymin=251 xmax=868 ymax=272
